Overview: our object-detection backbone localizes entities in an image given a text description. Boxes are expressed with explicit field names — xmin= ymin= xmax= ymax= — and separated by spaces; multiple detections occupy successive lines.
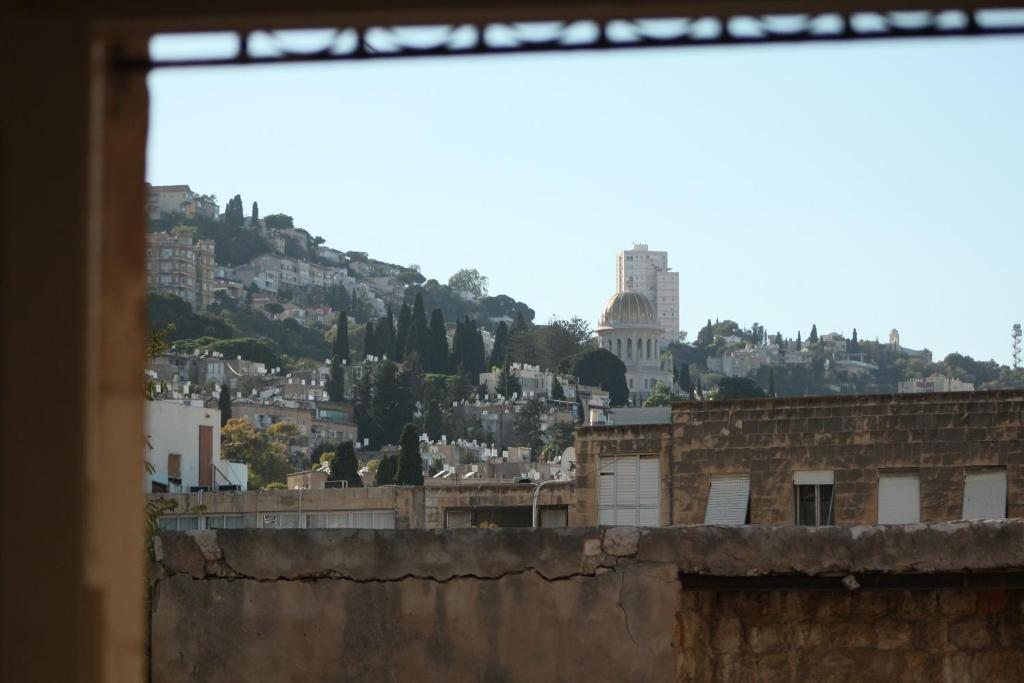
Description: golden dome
xmin=599 ymin=291 xmax=659 ymax=328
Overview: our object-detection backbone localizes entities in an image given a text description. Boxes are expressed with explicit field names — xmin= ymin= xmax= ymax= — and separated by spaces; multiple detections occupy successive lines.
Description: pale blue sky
xmin=147 ymin=35 xmax=1024 ymax=363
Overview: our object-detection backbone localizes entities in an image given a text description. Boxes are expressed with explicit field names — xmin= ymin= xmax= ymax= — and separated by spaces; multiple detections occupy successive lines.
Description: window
xmin=646 ymin=339 xmax=652 ymax=359
xmin=616 ymin=338 xmax=622 ymax=357
xmin=158 ymin=516 xmax=200 ymax=532
xmin=878 ymin=473 xmax=920 ymax=524
xmin=540 ymin=508 xmax=568 ymax=528
xmin=204 ymin=514 xmax=254 ymax=529
xmin=261 ymin=513 xmax=301 ymax=528
xmin=794 ymin=471 xmax=834 ymax=526
xmin=704 ymin=475 xmax=751 ymax=525
xmin=306 ymin=510 xmax=395 ymax=529
xmin=626 ymin=338 xmax=632 ymax=359
xmin=445 ymin=509 xmax=473 ymax=529
xmin=598 ymin=455 xmax=660 ymax=526
xmin=962 ymin=469 xmax=1007 ymax=520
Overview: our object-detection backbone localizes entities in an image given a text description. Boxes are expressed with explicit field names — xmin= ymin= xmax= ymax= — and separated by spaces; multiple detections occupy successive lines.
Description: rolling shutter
xmin=962 ymin=470 xmax=1007 ymax=520
xmin=878 ymin=474 xmax=920 ymax=524
xmin=598 ymin=455 xmax=661 ymax=526
xmin=704 ymin=475 xmax=750 ymax=525
xmin=446 ymin=509 xmax=473 ymax=529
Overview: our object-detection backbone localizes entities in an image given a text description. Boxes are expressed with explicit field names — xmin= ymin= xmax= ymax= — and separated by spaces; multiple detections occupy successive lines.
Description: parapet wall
xmin=151 ymin=521 xmax=1024 ymax=682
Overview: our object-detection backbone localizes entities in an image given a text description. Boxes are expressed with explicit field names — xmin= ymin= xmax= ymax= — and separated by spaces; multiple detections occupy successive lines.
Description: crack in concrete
xmin=154 ymin=564 xmax=608 ymax=587
xmin=617 ymin=572 xmax=639 ymax=647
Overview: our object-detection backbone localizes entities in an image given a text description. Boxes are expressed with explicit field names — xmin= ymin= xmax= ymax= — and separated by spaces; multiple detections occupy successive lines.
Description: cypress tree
xmin=218 ymin=383 xmax=232 ymax=426
xmin=808 ymin=324 xmax=819 ymax=344
xmin=406 ymin=292 xmax=429 ymax=362
xmin=375 ymin=455 xmax=397 ymax=486
xmin=468 ymin=318 xmax=486 ymax=377
xmin=377 ymin=307 xmax=396 ymax=359
xmin=497 ymin=360 xmax=521 ymax=398
xmin=364 ymin=321 xmax=376 ymax=359
xmin=427 ymin=308 xmax=449 ymax=374
xmin=394 ymin=304 xmax=411 ymax=362
xmin=327 ymin=311 xmax=349 ymax=402
xmin=775 ymin=332 xmax=784 ymax=350
xmin=424 ymin=400 xmax=443 ymax=441
xmin=796 ymin=331 xmax=802 ymax=351
xmin=395 ymin=424 xmax=424 ymax=486
xmin=332 ymin=312 xmax=350 ymax=364
xmin=329 ymin=441 xmax=362 ymax=488
xmin=489 ymin=321 xmax=509 ymax=370
xmin=550 ymin=375 xmax=565 ymax=400
xmin=677 ymin=363 xmax=692 ymax=395
xmin=251 ymin=201 xmax=259 ymax=225
xmin=450 ymin=319 xmax=465 ymax=373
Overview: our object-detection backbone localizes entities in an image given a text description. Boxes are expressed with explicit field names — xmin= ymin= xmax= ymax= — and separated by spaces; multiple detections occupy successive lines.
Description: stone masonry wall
xmin=151 ymin=521 xmax=1024 ymax=682
xmin=574 ymin=423 xmax=670 ymax=526
xmin=669 ymin=391 xmax=1024 ymax=525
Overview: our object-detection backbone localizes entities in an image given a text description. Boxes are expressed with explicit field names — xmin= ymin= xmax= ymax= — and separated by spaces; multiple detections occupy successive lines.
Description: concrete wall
xmin=575 ymin=391 xmax=1024 ymax=526
xmin=151 ymin=521 xmax=1024 ymax=682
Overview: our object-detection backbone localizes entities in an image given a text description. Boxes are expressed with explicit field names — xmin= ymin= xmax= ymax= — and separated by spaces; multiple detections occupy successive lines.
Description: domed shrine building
xmin=597 ymin=291 xmax=674 ymax=402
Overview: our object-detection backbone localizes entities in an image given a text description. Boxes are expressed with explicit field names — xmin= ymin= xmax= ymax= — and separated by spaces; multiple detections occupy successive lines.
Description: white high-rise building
xmin=615 ymin=243 xmax=679 ymax=347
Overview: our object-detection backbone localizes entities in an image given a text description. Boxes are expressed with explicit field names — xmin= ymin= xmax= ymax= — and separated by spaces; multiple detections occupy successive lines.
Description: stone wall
xmin=151 ymin=521 xmax=1024 ymax=682
xmin=575 ymin=391 xmax=1024 ymax=526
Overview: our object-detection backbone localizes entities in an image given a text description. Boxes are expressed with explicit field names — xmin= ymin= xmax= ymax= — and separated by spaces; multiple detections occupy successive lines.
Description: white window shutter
xmin=962 ymin=471 xmax=1007 ymax=520
xmin=878 ymin=474 xmax=920 ymax=524
xmin=704 ymin=475 xmax=751 ymax=525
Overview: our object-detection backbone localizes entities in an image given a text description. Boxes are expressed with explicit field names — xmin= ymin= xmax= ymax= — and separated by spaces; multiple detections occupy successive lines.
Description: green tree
xmin=221 ymin=418 xmax=290 ymax=489
xmin=264 ymin=213 xmax=295 ymax=230
xmin=251 ymin=201 xmax=259 ymax=225
xmin=406 ymin=291 xmax=429 ymax=363
xmin=808 ymin=324 xmax=819 ymax=344
xmin=850 ymin=328 xmax=859 ymax=352
xmin=363 ymin=321 xmax=377 ymax=359
xmin=424 ymin=400 xmax=443 ymax=442
xmin=497 ymin=360 xmax=521 ymax=398
xmin=717 ymin=377 xmax=767 ymax=400
xmin=676 ymin=362 xmax=693 ymax=396
xmin=224 ymin=194 xmax=244 ymax=227
xmin=375 ymin=454 xmax=397 ymax=486
xmin=326 ymin=312 xmax=348 ymax=402
xmin=377 ymin=307 xmax=396 ymax=359
xmin=395 ymin=424 xmax=424 ymax=485
xmin=489 ymin=321 xmax=509 ymax=369
xmin=513 ymin=397 xmax=546 ymax=459
xmin=329 ymin=441 xmax=363 ymax=488
xmin=796 ymin=331 xmax=802 ymax=351
xmin=447 ymin=268 xmax=489 ymax=298
xmin=643 ymin=381 xmax=674 ymax=407
xmin=427 ymin=308 xmax=449 ymax=374
xmin=353 ymin=370 xmax=377 ymax=446
xmin=550 ymin=375 xmax=565 ymax=400
xmin=572 ymin=348 xmax=629 ymax=407
xmin=394 ymin=304 xmax=411 ymax=362
xmin=218 ymin=383 xmax=232 ymax=426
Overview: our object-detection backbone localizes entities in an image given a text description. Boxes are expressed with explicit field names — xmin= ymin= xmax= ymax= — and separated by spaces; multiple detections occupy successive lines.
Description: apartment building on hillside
xmin=146 ymin=232 xmax=216 ymax=308
xmin=615 ymin=243 xmax=679 ymax=347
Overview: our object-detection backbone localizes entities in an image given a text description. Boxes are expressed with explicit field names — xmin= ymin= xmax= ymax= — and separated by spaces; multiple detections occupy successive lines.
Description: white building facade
xmin=596 ymin=291 xmax=674 ymax=403
xmin=145 ymin=400 xmax=248 ymax=493
xmin=616 ymin=243 xmax=679 ymax=348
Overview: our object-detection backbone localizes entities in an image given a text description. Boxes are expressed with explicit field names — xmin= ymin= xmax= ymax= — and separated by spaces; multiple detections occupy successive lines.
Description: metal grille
xmin=127 ymin=11 xmax=1024 ymax=71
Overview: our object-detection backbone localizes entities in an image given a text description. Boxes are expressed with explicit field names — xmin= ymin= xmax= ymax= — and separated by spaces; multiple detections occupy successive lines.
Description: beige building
xmin=575 ymin=391 xmax=1024 ymax=528
xmin=146 ymin=184 xmax=219 ymax=221
xmin=898 ymin=375 xmax=975 ymax=393
xmin=152 ymin=481 xmax=575 ymax=531
xmin=615 ymin=243 xmax=679 ymax=347
xmin=146 ymin=232 xmax=216 ymax=308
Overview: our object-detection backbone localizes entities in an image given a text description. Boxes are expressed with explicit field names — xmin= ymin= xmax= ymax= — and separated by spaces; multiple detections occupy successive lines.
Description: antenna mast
xmin=1013 ymin=323 xmax=1022 ymax=370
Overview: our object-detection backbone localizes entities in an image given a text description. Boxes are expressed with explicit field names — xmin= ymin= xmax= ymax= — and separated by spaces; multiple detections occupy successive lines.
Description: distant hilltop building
xmin=888 ymin=328 xmax=932 ymax=362
xmin=898 ymin=375 xmax=975 ymax=394
xmin=596 ymin=291 xmax=674 ymax=402
xmin=616 ymin=243 xmax=679 ymax=347
xmin=147 ymin=183 xmax=219 ymax=221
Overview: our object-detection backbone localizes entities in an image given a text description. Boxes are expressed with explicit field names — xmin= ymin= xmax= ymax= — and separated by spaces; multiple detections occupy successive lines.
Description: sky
xmin=147 ymin=33 xmax=1024 ymax=364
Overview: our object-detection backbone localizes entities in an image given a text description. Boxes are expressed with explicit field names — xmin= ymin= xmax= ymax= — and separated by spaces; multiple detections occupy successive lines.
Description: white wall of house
xmin=145 ymin=400 xmax=248 ymax=493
